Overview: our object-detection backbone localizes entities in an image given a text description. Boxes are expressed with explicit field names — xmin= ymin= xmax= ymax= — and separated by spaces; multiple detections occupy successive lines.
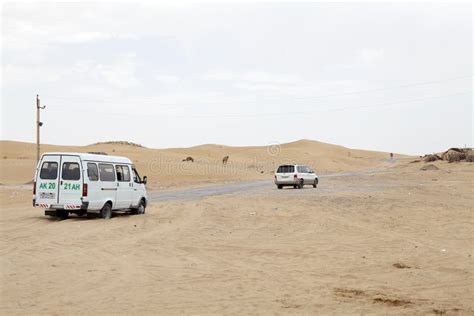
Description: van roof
xmin=41 ymin=152 xmax=133 ymax=165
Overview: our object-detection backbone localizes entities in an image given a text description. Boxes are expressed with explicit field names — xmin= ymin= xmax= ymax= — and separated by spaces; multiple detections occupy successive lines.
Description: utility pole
xmin=36 ymin=95 xmax=46 ymax=163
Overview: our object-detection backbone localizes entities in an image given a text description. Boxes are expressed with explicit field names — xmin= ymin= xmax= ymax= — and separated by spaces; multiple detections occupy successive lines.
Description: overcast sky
xmin=1 ymin=2 xmax=472 ymax=154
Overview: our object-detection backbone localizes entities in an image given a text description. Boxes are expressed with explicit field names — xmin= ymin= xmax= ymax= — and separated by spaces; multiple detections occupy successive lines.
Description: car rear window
xmin=62 ymin=162 xmax=81 ymax=180
xmin=40 ymin=162 xmax=58 ymax=180
xmin=277 ymin=165 xmax=294 ymax=173
xmin=99 ymin=163 xmax=115 ymax=182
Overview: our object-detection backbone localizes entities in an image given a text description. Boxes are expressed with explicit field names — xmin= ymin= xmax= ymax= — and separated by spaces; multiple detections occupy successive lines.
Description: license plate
xmin=40 ymin=192 xmax=55 ymax=199
xmin=281 ymin=175 xmax=289 ymax=179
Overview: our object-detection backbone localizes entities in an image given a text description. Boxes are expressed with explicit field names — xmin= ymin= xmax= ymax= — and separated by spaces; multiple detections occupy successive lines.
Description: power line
xmin=47 ymin=90 xmax=472 ymax=120
xmin=45 ymin=74 xmax=472 ymax=107
xmin=273 ymin=74 xmax=473 ymax=101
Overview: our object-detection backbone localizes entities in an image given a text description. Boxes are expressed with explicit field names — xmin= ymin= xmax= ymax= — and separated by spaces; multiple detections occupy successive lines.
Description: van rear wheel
xmin=100 ymin=203 xmax=112 ymax=220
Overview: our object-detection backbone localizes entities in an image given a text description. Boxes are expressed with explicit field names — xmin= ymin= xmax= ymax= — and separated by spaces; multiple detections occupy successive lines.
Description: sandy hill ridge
xmin=0 ymin=139 xmax=402 ymax=188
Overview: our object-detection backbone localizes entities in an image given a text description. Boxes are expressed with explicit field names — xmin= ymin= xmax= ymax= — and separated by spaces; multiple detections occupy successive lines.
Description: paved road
xmin=147 ymin=169 xmax=383 ymax=203
xmin=147 ymin=179 xmax=271 ymax=202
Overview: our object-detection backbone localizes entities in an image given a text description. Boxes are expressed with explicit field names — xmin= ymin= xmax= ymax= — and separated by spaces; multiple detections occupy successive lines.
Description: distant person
xmin=390 ymin=153 xmax=394 ymax=160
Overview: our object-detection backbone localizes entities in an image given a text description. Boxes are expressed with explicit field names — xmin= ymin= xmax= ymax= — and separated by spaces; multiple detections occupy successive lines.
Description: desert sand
xmin=0 ymin=140 xmax=473 ymax=315
xmin=0 ymin=139 xmax=393 ymax=189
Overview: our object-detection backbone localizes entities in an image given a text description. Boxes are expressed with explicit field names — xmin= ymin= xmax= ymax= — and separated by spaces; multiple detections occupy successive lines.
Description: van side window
xmin=116 ymin=165 xmax=131 ymax=182
xmin=132 ymin=167 xmax=141 ymax=183
xmin=299 ymin=166 xmax=309 ymax=173
xmin=62 ymin=162 xmax=80 ymax=180
xmin=40 ymin=162 xmax=58 ymax=180
xmin=116 ymin=165 xmax=123 ymax=181
xmin=123 ymin=166 xmax=130 ymax=182
xmin=87 ymin=163 xmax=99 ymax=181
xmin=99 ymin=164 xmax=115 ymax=182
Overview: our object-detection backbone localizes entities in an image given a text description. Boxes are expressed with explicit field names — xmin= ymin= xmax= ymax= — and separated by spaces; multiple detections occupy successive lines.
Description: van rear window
xmin=62 ymin=162 xmax=80 ymax=180
xmin=99 ymin=164 xmax=115 ymax=182
xmin=40 ymin=162 xmax=58 ymax=180
xmin=277 ymin=165 xmax=294 ymax=173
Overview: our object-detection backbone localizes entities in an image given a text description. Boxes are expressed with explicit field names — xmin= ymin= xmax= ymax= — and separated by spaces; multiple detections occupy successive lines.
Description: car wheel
xmin=137 ymin=201 xmax=146 ymax=215
xmin=298 ymin=179 xmax=304 ymax=189
xmin=277 ymin=185 xmax=283 ymax=189
xmin=131 ymin=200 xmax=146 ymax=215
xmin=313 ymin=179 xmax=318 ymax=188
xmin=293 ymin=185 xmax=297 ymax=189
xmin=100 ymin=203 xmax=112 ymax=220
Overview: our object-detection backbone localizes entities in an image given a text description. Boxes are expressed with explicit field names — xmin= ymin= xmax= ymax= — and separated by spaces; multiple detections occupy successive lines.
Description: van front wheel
xmin=100 ymin=203 xmax=112 ymax=220
xmin=131 ymin=200 xmax=145 ymax=215
xmin=137 ymin=202 xmax=145 ymax=215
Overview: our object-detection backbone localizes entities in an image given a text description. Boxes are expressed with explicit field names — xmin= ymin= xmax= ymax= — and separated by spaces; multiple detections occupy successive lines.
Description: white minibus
xmin=33 ymin=152 xmax=148 ymax=219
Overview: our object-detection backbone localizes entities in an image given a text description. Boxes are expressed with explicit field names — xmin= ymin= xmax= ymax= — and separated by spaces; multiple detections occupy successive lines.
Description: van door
xmin=85 ymin=162 xmax=101 ymax=210
xmin=301 ymin=166 xmax=313 ymax=183
xmin=35 ymin=155 xmax=61 ymax=206
xmin=98 ymin=163 xmax=117 ymax=208
xmin=131 ymin=167 xmax=144 ymax=206
xmin=115 ymin=165 xmax=133 ymax=209
xmin=58 ymin=156 xmax=83 ymax=206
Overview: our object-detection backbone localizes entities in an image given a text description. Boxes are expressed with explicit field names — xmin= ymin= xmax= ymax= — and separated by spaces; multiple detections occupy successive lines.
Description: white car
xmin=33 ymin=152 xmax=148 ymax=219
xmin=274 ymin=164 xmax=319 ymax=189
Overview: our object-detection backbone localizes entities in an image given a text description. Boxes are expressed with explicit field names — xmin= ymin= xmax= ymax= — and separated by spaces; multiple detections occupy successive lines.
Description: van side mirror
xmin=142 ymin=176 xmax=148 ymax=185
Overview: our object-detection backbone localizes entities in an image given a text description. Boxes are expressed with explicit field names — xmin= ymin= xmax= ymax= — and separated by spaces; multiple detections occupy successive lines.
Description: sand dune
xmin=0 ymin=139 xmax=399 ymax=188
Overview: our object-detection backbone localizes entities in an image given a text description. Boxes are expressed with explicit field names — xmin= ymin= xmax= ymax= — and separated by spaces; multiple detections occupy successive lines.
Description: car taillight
xmin=83 ymin=183 xmax=88 ymax=197
xmin=33 ymin=182 xmax=36 ymax=194
xmin=294 ymin=174 xmax=298 ymax=180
